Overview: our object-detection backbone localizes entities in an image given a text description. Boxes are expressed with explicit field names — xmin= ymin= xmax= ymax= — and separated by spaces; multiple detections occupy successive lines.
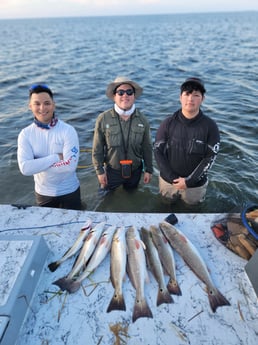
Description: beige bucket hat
xmin=106 ymin=76 xmax=143 ymax=100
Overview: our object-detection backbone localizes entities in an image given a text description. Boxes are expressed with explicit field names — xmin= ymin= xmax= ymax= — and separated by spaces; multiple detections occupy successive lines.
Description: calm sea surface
xmin=0 ymin=12 xmax=257 ymax=213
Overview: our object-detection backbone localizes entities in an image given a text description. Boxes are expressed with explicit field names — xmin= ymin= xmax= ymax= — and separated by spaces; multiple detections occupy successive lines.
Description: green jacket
xmin=92 ymin=108 xmax=153 ymax=175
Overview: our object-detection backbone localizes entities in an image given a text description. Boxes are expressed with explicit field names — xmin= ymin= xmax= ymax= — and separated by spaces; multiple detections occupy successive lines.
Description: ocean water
xmin=0 ymin=12 xmax=257 ymax=213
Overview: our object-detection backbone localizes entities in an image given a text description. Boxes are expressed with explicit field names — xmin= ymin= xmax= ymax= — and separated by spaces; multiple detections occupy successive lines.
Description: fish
xmin=150 ymin=225 xmax=182 ymax=296
xmin=48 ymin=218 xmax=92 ymax=272
xmin=126 ymin=226 xmax=153 ymax=323
xmin=54 ymin=225 xmax=116 ymax=293
xmin=107 ymin=227 xmax=127 ymax=313
xmin=140 ymin=227 xmax=173 ymax=306
xmin=159 ymin=221 xmax=231 ymax=313
xmin=53 ymin=221 xmax=106 ymax=290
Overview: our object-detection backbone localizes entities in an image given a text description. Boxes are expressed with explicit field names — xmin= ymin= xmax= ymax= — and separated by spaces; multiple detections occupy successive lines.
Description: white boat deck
xmin=0 ymin=204 xmax=257 ymax=345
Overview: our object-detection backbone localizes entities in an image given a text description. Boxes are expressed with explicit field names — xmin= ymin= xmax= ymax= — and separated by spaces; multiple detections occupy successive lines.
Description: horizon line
xmin=0 ymin=9 xmax=257 ymax=21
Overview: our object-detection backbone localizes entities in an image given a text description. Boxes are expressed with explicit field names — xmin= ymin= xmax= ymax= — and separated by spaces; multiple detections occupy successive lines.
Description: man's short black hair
xmin=29 ymin=84 xmax=53 ymax=99
xmin=180 ymin=77 xmax=206 ymax=95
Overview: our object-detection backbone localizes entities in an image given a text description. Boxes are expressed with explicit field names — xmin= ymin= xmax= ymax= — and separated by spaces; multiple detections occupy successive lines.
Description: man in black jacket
xmin=154 ymin=77 xmax=220 ymax=205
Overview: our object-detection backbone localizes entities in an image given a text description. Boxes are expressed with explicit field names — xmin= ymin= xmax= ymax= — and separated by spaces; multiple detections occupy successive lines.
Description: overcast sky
xmin=0 ymin=0 xmax=257 ymax=19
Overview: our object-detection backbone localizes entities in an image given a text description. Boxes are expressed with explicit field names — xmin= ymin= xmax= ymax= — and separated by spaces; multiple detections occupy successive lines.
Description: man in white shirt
xmin=17 ymin=84 xmax=82 ymax=210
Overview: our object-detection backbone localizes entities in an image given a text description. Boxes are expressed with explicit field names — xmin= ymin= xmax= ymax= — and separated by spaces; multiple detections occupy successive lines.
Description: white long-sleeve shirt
xmin=17 ymin=119 xmax=80 ymax=196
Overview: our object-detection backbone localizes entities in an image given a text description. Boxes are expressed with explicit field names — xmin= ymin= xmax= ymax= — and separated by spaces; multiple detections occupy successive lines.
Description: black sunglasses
xmin=115 ymin=89 xmax=134 ymax=96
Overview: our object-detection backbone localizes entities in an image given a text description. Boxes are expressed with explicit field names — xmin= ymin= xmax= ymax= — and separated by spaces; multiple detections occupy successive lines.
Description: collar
xmin=114 ymin=103 xmax=135 ymax=116
xmin=33 ymin=116 xmax=58 ymax=129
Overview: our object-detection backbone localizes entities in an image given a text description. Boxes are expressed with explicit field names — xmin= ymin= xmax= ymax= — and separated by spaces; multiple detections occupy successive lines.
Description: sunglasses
xmin=29 ymin=84 xmax=51 ymax=93
xmin=115 ymin=89 xmax=134 ymax=96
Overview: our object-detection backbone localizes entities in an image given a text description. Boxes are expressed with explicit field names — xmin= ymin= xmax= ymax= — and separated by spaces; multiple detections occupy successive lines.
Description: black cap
xmin=181 ymin=77 xmax=206 ymax=94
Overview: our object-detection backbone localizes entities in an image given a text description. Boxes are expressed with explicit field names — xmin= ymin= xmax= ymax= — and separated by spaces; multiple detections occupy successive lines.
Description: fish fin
xmin=132 ymin=298 xmax=153 ymax=323
xmin=167 ymin=279 xmax=182 ymax=296
xmin=157 ymin=288 xmax=174 ymax=306
xmin=208 ymin=287 xmax=231 ymax=312
xmin=106 ymin=292 xmax=126 ymax=313
xmin=53 ymin=277 xmax=81 ymax=294
xmin=140 ymin=239 xmax=146 ymax=250
xmin=48 ymin=261 xmax=60 ymax=272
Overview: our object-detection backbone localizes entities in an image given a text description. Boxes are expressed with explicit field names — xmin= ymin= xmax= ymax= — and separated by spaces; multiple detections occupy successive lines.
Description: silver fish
xmin=48 ymin=218 xmax=92 ymax=272
xmin=53 ymin=221 xmax=106 ymax=290
xmin=54 ymin=225 xmax=116 ymax=293
xmin=159 ymin=221 xmax=231 ymax=313
xmin=126 ymin=226 xmax=153 ymax=323
xmin=150 ymin=225 xmax=181 ymax=296
xmin=140 ymin=227 xmax=173 ymax=306
xmin=107 ymin=227 xmax=127 ymax=313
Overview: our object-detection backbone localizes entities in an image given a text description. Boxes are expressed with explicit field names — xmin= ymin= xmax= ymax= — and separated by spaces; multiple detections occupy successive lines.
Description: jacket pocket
xmin=188 ymin=138 xmax=207 ymax=155
xmin=131 ymin=123 xmax=145 ymax=146
xmin=105 ymin=124 xmax=121 ymax=147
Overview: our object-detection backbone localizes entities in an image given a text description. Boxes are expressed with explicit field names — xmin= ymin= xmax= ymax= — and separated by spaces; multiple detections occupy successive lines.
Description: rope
xmin=78 ymin=147 xmax=93 ymax=169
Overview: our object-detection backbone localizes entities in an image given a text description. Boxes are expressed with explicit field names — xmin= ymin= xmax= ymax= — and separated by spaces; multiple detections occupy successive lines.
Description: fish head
xmin=159 ymin=221 xmax=188 ymax=244
xmin=81 ymin=218 xmax=92 ymax=231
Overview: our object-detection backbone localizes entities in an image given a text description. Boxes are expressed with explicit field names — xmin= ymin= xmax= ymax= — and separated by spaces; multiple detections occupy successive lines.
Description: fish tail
xmin=106 ymin=292 xmax=126 ymax=313
xmin=157 ymin=288 xmax=174 ymax=306
xmin=53 ymin=277 xmax=81 ymax=294
xmin=208 ymin=288 xmax=231 ymax=312
xmin=132 ymin=298 xmax=153 ymax=323
xmin=167 ymin=279 xmax=182 ymax=296
xmin=48 ymin=261 xmax=60 ymax=272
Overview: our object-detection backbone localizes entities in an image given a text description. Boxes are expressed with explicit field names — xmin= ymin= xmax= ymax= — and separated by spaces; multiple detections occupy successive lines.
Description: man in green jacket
xmin=92 ymin=76 xmax=153 ymax=193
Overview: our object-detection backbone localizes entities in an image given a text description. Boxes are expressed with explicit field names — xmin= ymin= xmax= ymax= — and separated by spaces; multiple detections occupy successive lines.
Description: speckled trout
xmin=68 ymin=222 xmax=106 ymax=278
xmin=48 ymin=218 xmax=92 ymax=272
xmin=53 ymin=221 xmax=106 ymax=290
xmin=159 ymin=221 xmax=231 ymax=313
xmin=140 ymin=227 xmax=173 ymax=306
xmin=126 ymin=226 xmax=153 ymax=323
xmin=150 ymin=225 xmax=182 ymax=296
xmin=106 ymin=227 xmax=127 ymax=313
xmin=54 ymin=224 xmax=116 ymax=293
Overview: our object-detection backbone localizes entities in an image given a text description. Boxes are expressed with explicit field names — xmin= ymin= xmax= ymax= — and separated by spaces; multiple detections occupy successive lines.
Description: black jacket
xmin=154 ymin=110 xmax=220 ymax=187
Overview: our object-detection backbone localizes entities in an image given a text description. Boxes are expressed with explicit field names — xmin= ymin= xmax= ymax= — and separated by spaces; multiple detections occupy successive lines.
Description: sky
xmin=0 ymin=0 xmax=258 ymax=19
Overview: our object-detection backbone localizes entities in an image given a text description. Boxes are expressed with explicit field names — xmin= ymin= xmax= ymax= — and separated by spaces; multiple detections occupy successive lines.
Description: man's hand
xmin=173 ymin=177 xmax=187 ymax=190
xmin=143 ymin=172 xmax=152 ymax=184
xmin=98 ymin=173 xmax=108 ymax=187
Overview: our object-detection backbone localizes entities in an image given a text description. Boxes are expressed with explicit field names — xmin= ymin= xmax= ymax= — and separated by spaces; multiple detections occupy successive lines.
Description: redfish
xmin=159 ymin=221 xmax=230 ymax=313
xmin=150 ymin=225 xmax=181 ymax=296
xmin=54 ymin=225 xmax=116 ymax=293
xmin=53 ymin=221 xmax=105 ymax=290
xmin=107 ymin=227 xmax=127 ymax=313
xmin=126 ymin=226 xmax=153 ymax=323
xmin=140 ymin=227 xmax=173 ymax=306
